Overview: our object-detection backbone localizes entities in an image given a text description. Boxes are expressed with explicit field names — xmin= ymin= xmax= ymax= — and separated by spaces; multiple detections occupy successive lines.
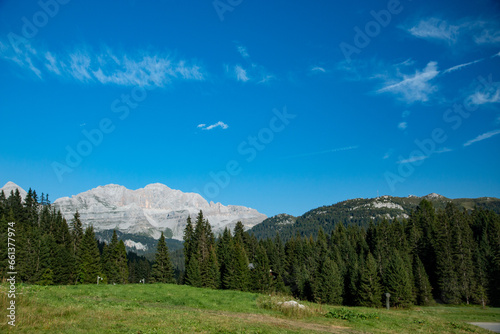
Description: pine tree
xmin=250 ymin=244 xmax=271 ymax=292
xmin=71 ymin=210 xmax=83 ymax=255
xmin=435 ymin=208 xmax=461 ymax=304
xmin=413 ymin=255 xmax=433 ymax=305
xmin=224 ymin=240 xmax=250 ymax=291
xmin=185 ymin=255 xmax=202 ymax=287
xmin=384 ymin=250 xmax=414 ymax=308
xmin=314 ymin=256 xmax=343 ymax=305
xmin=357 ymin=252 xmax=383 ymax=307
xmin=76 ymin=226 xmax=103 ymax=284
xmin=217 ymin=227 xmax=232 ymax=289
xmin=116 ymin=240 xmax=128 ymax=283
xmin=151 ymin=232 xmax=174 ymax=283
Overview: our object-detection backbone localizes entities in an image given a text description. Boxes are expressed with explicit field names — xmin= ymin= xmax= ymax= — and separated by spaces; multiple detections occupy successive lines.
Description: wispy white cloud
xmin=408 ymin=18 xmax=460 ymax=43
xmin=464 ymin=129 xmax=500 ymax=147
xmin=0 ymin=41 xmax=205 ymax=87
xmin=257 ymin=74 xmax=275 ymax=84
xmin=398 ymin=122 xmax=407 ymax=130
xmin=234 ymin=65 xmax=249 ymax=82
xmin=397 ymin=146 xmax=451 ymax=164
xmin=407 ymin=17 xmax=500 ymax=48
xmin=377 ymin=61 xmax=440 ymax=103
xmin=443 ymin=58 xmax=484 ymax=74
xmin=468 ymin=87 xmax=500 ymax=105
xmin=435 ymin=147 xmax=452 ymax=154
xmin=402 ymin=110 xmax=411 ymax=118
xmin=383 ymin=149 xmax=393 ymax=159
xmin=198 ymin=121 xmax=229 ymax=131
xmin=236 ymin=45 xmax=249 ymax=59
xmin=281 ymin=146 xmax=359 ymax=160
xmin=311 ymin=66 xmax=326 ymax=73
xmin=474 ymin=29 xmax=500 ymax=45
xmin=397 ymin=155 xmax=428 ymax=164
xmin=226 ymin=45 xmax=275 ymax=84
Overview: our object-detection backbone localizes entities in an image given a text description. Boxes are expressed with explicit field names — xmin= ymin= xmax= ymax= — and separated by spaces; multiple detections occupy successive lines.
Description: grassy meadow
xmin=1 ymin=283 xmax=499 ymax=333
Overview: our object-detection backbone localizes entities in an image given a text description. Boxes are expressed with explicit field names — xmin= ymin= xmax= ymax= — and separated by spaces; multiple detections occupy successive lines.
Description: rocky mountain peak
xmin=53 ymin=182 xmax=267 ymax=240
xmin=1 ymin=181 xmax=27 ymax=199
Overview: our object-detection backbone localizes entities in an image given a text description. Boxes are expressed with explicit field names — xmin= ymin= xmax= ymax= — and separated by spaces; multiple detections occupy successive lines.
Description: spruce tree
xmin=71 ymin=210 xmax=84 ymax=255
xmin=384 ymin=250 xmax=414 ymax=308
xmin=413 ymin=255 xmax=433 ymax=305
xmin=314 ymin=256 xmax=343 ymax=305
xmin=435 ymin=209 xmax=461 ymax=304
xmin=357 ymin=252 xmax=383 ymax=307
xmin=250 ymin=244 xmax=271 ymax=292
xmin=151 ymin=232 xmax=174 ymax=283
xmin=76 ymin=226 xmax=103 ymax=284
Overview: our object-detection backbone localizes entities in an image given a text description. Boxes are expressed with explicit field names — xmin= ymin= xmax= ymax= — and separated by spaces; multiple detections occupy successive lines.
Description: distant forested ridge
xmin=249 ymin=194 xmax=500 ymax=241
xmin=2 ymin=188 xmax=500 ymax=307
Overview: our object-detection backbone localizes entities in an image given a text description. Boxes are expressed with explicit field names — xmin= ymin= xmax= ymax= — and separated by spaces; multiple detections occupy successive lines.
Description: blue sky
xmin=1 ymin=0 xmax=499 ymax=217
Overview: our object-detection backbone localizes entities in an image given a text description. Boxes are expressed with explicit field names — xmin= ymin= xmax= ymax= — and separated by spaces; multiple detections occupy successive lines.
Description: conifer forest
xmin=1 ymin=187 xmax=500 ymax=308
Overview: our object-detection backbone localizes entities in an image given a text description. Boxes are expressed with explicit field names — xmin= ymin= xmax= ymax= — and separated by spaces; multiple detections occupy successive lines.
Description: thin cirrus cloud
xmin=464 ymin=129 xmax=500 ymax=147
xmin=374 ymin=53 xmax=495 ymax=104
xmin=0 ymin=41 xmax=205 ymax=87
xmin=226 ymin=44 xmax=275 ymax=84
xmin=377 ymin=61 xmax=440 ymax=103
xmin=443 ymin=58 xmax=484 ymax=74
xmin=234 ymin=65 xmax=250 ymax=82
xmin=311 ymin=66 xmax=326 ymax=73
xmin=398 ymin=122 xmax=408 ymax=130
xmin=397 ymin=155 xmax=429 ymax=164
xmin=407 ymin=17 xmax=500 ymax=46
xmin=468 ymin=87 xmax=500 ymax=105
xmin=407 ymin=18 xmax=460 ymax=43
xmin=396 ymin=147 xmax=451 ymax=164
xmin=197 ymin=121 xmax=229 ymax=131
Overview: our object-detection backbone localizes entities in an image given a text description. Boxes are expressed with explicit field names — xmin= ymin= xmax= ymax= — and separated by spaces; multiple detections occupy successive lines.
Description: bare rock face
xmin=0 ymin=181 xmax=27 ymax=199
xmin=53 ymin=183 xmax=267 ymax=240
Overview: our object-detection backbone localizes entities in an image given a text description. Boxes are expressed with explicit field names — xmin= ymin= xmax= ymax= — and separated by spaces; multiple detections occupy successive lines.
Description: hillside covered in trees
xmin=249 ymin=194 xmax=500 ymax=241
xmin=2 ymin=187 xmax=500 ymax=308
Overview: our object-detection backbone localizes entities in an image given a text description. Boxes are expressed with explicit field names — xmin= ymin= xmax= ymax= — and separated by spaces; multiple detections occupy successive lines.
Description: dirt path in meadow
xmin=222 ymin=312 xmax=352 ymax=333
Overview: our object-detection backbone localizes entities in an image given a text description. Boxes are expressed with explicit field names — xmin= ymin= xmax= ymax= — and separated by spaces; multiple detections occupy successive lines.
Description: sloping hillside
xmin=249 ymin=194 xmax=500 ymax=240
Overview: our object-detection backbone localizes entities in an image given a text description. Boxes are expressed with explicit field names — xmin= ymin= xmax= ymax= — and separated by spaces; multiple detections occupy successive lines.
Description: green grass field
xmin=1 ymin=283 xmax=499 ymax=333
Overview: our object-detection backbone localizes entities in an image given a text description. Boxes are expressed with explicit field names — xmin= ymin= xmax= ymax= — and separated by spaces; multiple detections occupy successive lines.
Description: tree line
xmin=181 ymin=202 xmax=500 ymax=307
xmin=0 ymin=189 xmax=157 ymax=284
xmin=2 ymin=187 xmax=500 ymax=307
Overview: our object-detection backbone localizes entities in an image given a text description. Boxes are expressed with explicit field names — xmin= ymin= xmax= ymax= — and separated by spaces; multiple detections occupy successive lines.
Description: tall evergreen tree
xmin=413 ymin=255 xmax=433 ymax=305
xmin=314 ymin=256 xmax=343 ymax=305
xmin=76 ymin=226 xmax=103 ymax=284
xmin=384 ymin=250 xmax=414 ymax=308
xmin=357 ymin=252 xmax=383 ymax=307
xmin=151 ymin=232 xmax=174 ymax=283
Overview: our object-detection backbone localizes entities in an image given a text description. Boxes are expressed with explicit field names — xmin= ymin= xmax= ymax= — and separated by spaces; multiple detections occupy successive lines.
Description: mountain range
xmin=0 ymin=181 xmax=267 ymax=253
xmin=3 ymin=181 xmax=500 ymax=253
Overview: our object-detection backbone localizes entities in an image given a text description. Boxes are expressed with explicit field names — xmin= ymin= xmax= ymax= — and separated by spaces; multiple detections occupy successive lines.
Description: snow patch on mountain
xmin=124 ymin=240 xmax=148 ymax=251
